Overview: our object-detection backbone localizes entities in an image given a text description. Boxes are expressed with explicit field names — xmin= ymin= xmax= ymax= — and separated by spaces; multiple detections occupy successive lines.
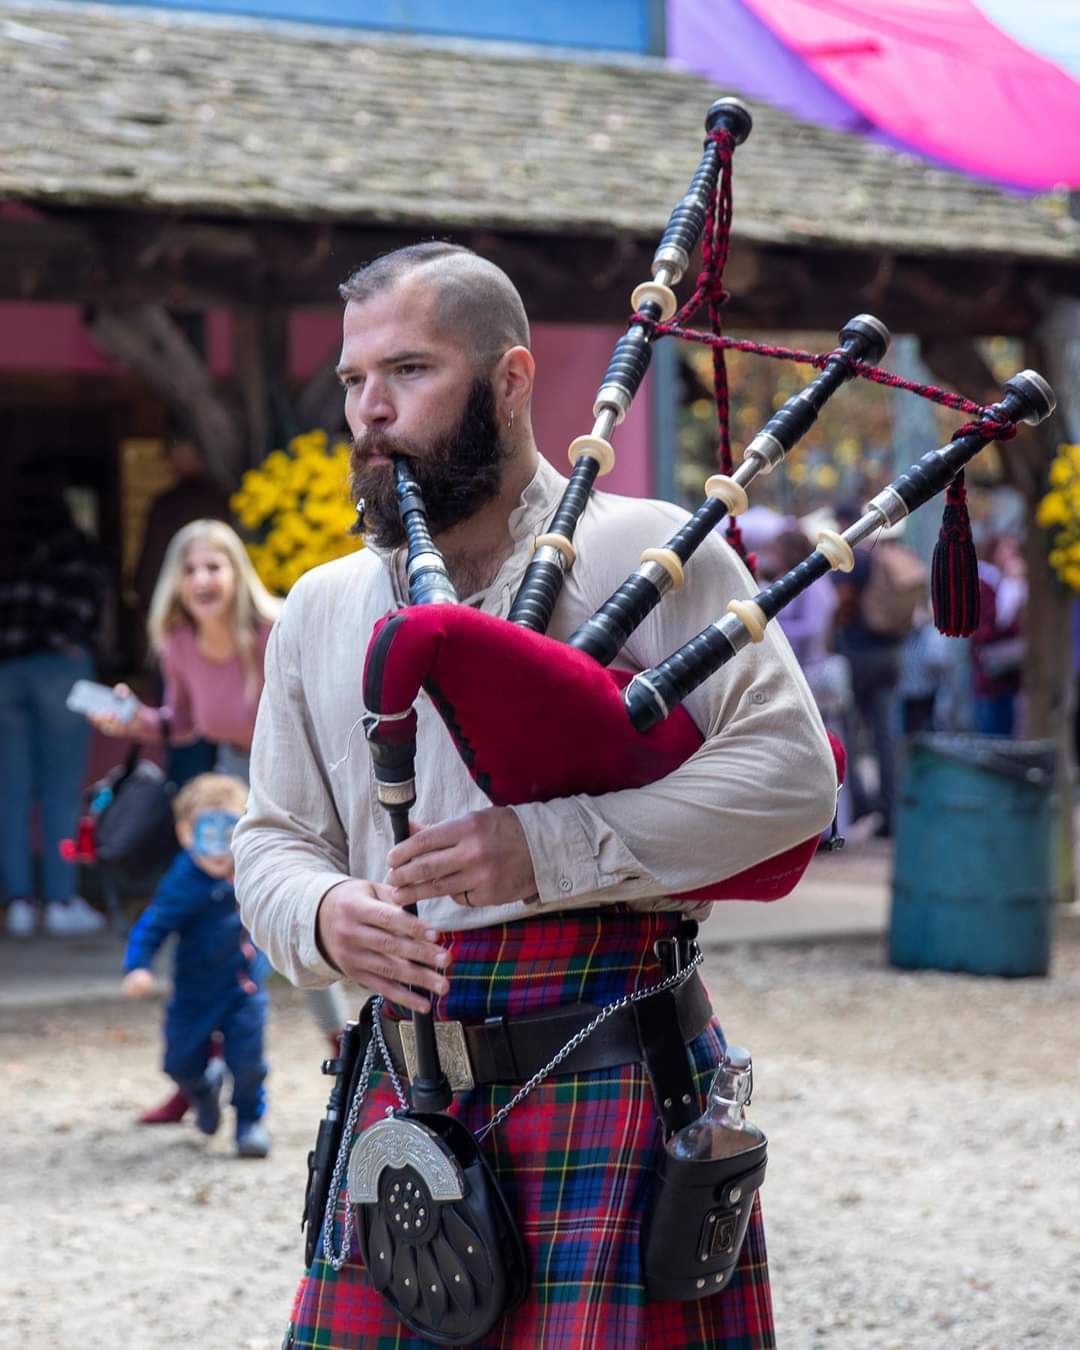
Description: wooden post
xmin=233 ymin=306 xmax=293 ymax=468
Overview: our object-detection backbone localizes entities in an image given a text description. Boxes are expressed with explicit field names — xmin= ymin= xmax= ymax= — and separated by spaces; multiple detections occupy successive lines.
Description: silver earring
xmin=506 ymin=409 xmax=515 ymax=432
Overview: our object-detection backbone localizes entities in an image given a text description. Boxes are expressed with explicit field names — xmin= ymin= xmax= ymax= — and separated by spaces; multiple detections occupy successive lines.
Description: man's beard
xmin=349 ymin=378 xmax=508 ymax=548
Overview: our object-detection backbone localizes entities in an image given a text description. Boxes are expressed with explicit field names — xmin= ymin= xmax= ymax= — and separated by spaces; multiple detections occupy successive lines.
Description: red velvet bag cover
xmin=362 ymin=606 xmax=844 ymax=902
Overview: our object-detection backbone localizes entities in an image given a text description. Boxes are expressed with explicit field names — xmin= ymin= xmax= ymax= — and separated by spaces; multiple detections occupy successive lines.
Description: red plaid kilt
xmin=287 ymin=910 xmax=775 ymax=1349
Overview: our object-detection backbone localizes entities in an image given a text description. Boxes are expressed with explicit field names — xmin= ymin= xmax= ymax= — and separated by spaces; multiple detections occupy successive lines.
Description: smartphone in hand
xmin=66 ymin=679 xmax=137 ymax=723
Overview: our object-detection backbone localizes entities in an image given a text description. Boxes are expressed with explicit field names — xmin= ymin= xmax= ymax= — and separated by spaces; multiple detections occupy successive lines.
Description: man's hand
xmin=316 ymin=879 xmax=452 ymax=1014
xmin=385 ymin=807 xmax=537 ymax=912
xmin=122 ymin=968 xmax=154 ymax=998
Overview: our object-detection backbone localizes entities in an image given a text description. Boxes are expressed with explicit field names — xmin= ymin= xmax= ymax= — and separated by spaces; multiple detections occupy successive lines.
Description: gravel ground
xmin=3 ymin=926 xmax=1078 ymax=1349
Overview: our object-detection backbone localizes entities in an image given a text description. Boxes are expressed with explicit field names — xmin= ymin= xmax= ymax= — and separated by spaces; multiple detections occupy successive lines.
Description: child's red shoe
xmin=138 ymin=1089 xmax=190 ymax=1125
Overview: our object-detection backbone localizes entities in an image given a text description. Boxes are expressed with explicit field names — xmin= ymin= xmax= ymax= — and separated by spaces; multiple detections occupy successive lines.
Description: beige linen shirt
xmin=233 ymin=455 xmax=837 ymax=988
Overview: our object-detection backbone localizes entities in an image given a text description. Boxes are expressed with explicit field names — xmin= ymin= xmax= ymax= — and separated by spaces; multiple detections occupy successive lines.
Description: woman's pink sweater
xmin=145 ymin=621 xmax=272 ymax=750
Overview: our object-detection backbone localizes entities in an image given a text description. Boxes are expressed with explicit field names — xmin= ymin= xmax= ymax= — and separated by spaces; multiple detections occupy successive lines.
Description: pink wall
xmin=0 ymin=302 xmax=653 ymax=496
xmin=530 ymin=323 xmax=651 ymax=499
xmin=0 ymin=302 xmax=127 ymax=373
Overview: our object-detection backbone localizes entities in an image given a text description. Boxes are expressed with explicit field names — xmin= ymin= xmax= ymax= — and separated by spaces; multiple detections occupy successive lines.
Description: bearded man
xmin=233 ymin=241 xmax=836 ymax=1348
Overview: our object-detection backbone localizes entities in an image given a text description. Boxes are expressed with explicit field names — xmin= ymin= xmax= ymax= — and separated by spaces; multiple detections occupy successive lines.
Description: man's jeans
xmin=0 ymin=648 xmax=93 ymax=903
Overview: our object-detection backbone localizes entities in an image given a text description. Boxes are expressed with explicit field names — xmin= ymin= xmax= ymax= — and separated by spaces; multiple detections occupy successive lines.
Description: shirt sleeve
xmin=122 ymin=861 xmax=195 ymax=971
xmin=510 ymin=524 xmax=838 ymax=909
xmin=232 ymin=590 xmax=352 ymax=988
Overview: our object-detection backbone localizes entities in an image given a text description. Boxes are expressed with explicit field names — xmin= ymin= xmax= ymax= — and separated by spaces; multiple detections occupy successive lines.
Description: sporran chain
xmin=322 ymin=1030 xmax=377 ymax=1271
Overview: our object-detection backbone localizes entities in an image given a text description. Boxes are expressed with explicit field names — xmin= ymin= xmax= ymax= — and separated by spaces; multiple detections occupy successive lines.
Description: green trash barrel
xmin=889 ymin=734 xmax=1056 ymax=977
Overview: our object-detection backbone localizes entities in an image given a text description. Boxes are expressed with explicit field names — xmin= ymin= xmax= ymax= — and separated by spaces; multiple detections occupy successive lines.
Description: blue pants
xmin=0 ymin=648 xmax=93 ymax=903
xmin=163 ymin=988 xmax=268 ymax=1124
xmin=974 ymin=693 xmax=1016 ymax=737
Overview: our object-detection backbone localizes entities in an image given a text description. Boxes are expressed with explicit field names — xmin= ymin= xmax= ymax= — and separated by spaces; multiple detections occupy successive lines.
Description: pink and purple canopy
xmin=669 ymin=0 xmax=1080 ymax=191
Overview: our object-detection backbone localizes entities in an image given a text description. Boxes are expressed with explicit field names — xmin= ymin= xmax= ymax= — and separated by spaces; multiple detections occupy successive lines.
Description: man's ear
xmin=176 ymin=819 xmax=194 ymax=851
xmin=493 ymin=345 xmax=535 ymax=419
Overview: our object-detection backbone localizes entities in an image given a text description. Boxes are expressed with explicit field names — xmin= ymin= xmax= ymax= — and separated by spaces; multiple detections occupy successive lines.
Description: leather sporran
xmin=349 ymin=1110 xmax=528 ymax=1346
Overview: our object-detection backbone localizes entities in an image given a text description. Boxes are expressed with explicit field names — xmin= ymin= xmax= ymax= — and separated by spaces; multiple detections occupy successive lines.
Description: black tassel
xmin=931 ymin=471 xmax=980 ymax=637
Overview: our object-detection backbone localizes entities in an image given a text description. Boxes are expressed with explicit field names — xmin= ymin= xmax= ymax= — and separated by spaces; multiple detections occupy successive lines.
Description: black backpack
xmin=93 ymin=748 xmax=179 ymax=879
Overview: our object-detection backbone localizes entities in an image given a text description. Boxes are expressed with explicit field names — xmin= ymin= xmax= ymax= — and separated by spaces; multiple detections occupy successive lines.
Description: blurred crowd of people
xmin=747 ymin=504 xmax=1031 ymax=840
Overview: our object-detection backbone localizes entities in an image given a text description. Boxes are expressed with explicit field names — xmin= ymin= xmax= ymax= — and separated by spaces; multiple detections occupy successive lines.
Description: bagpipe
xmin=358 ymin=94 xmax=1054 ymax=906
xmin=305 ymin=96 xmax=1056 ymax=1344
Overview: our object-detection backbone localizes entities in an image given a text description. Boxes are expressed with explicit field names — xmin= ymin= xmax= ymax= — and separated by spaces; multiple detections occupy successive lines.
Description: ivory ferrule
xmin=568 ymin=434 xmax=616 ymax=476
xmin=704 ymin=474 xmax=749 ymax=516
xmin=376 ymin=780 xmax=416 ymax=807
xmin=816 ymin=529 xmax=855 ymax=573
xmin=631 ymin=281 xmax=677 ymax=323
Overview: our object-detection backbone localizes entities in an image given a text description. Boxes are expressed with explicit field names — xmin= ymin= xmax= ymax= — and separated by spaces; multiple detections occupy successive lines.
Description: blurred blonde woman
xmin=90 ymin=519 xmax=347 ymax=1119
xmin=94 ymin=519 xmax=279 ymax=778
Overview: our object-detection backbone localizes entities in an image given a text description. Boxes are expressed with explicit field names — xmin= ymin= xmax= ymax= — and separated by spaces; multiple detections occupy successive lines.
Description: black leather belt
xmin=378 ymin=971 xmax=713 ymax=1091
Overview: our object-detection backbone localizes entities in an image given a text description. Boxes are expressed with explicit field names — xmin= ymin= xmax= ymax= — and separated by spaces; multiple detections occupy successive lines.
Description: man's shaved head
xmin=339 ymin=242 xmax=530 ymax=370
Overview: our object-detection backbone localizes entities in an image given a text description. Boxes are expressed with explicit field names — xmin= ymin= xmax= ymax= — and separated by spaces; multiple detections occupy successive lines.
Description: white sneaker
xmin=5 ymin=898 xmax=38 ymax=938
xmin=44 ymin=896 xmax=106 ymax=936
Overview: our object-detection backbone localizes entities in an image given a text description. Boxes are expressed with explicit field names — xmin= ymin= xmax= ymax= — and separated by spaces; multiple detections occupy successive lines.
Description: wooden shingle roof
xmin=2 ymin=0 xmax=1078 ymax=266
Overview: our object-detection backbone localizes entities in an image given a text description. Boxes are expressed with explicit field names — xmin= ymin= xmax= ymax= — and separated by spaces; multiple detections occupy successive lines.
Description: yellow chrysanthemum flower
xmin=229 ymin=429 xmax=363 ymax=595
xmin=1038 ymin=448 xmax=1080 ymax=589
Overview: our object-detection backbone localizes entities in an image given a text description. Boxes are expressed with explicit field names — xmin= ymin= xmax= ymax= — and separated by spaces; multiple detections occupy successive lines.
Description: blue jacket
xmin=124 ymin=851 xmax=270 ymax=1000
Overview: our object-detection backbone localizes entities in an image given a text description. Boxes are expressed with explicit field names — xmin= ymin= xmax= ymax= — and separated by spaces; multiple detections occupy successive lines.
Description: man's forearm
xmin=512 ymin=713 xmax=837 ymax=908
xmin=233 ymin=826 xmax=351 ymax=987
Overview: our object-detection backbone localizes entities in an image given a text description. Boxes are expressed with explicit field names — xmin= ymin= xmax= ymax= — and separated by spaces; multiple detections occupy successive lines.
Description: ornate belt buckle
xmin=398 ymin=1019 xmax=475 ymax=1092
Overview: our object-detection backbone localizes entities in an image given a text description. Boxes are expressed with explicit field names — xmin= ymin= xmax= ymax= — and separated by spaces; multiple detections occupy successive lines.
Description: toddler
xmin=122 ymin=773 xmax=270 ymax=1158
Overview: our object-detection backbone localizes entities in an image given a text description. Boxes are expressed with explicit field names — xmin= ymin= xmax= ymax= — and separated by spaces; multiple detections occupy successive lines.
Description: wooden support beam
xmin=85 ymin=304 xmax=243 ymax=483
xmin=4 ymin=207 xmax=1079 ymax=334
xmin=295 ymin=355 xmax=347 ymax=437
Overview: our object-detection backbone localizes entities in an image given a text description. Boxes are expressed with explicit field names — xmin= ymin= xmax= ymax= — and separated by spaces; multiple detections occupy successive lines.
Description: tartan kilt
xmin=287 ymin=909 xmax=775 ymax=1349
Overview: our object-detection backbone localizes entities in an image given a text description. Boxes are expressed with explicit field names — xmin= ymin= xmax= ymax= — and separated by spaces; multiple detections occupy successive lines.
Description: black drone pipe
xmin=507 ymin=96 xmax=753 ymax=634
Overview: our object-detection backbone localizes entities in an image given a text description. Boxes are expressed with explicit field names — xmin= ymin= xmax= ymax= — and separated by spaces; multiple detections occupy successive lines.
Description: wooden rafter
xmin=5 ymin=208 xmax=1080 ymax=336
